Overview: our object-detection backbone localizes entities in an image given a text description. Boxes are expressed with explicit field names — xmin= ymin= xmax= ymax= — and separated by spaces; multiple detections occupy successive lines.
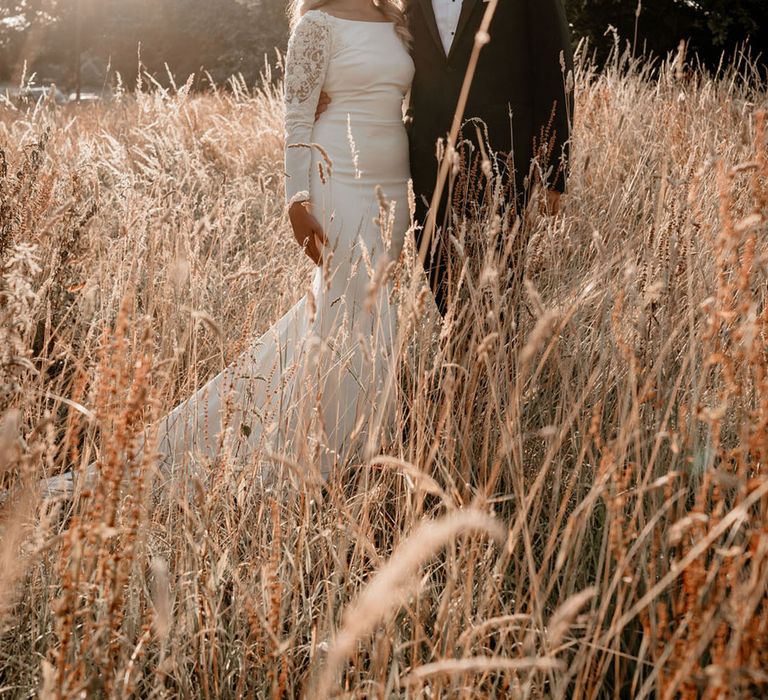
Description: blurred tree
xmin=565 ymin=0 xmax=767 ymax=71
xmin=1 ymin=0 xmax=289 ymax=89
xmin=690 ymin=0 xmax=767 ymax=54
xmin=93 ymin=0 xmax=289 ymax=89
xmin=0 ymin=0 xmax=59 ymax=81
xmin=1 ymin=0 xmax=106 ymax=85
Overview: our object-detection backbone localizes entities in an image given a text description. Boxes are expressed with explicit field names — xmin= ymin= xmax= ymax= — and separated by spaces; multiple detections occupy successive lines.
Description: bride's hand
xmin=289 ymin=200 xmax=327 ymax=266
xmin=315 ymin=91 xmax=331 ymax=121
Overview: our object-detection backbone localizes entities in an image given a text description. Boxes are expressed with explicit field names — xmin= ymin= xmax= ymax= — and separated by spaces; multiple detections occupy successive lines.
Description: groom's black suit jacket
xmin=405 ymin=0 xmax=574 ymax=209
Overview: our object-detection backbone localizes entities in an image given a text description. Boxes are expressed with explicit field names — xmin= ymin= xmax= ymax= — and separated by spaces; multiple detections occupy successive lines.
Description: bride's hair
xmin=288 ymin=0 xmax=412 ymax=48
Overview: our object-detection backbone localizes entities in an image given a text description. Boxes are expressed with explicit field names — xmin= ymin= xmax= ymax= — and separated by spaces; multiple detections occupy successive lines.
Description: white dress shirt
xmin=432 ymin=0 xmax=463 ymax=55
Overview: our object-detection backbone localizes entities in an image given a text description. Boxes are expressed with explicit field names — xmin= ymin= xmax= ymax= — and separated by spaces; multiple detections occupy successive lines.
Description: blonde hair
xmin=288 ymin=0 xmax=412 ymax=49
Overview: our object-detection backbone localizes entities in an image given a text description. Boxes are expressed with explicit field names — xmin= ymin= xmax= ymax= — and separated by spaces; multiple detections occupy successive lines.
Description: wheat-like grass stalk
xmin=312 ymin=507 xmax=506 ymax=697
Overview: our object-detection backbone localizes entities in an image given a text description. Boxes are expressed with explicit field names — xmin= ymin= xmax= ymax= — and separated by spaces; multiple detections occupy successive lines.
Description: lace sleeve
xmin=284 ymin=11 xmax=333 ymax=206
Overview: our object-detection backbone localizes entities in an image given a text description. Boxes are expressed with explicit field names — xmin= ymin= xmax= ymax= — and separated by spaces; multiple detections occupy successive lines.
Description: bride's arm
xmin=284 ymin=11 xmax=333 ymax=206
xmin=284 ymin=11 xmax=333 ymax=264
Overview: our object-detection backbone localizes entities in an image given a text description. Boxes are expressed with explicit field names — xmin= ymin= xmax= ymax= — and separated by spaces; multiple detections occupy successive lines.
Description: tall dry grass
xmin=0 ymin=40 xmax=767 ymax=698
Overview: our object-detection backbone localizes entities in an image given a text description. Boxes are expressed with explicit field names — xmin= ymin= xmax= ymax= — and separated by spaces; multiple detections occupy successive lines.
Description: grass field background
xmin=1 ymin=43 xmax=767 ymax=698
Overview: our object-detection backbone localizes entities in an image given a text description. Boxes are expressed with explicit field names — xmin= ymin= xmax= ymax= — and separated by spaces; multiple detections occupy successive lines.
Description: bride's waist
xmin=315 ymin=110 xmax=406 ymax=130
xmin=311 ymin=120 xmax=408 ymax=169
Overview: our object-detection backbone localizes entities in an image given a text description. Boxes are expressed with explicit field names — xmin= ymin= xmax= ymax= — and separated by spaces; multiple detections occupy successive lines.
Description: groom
xmin=405 ymin=0 xmax=574 ymax=316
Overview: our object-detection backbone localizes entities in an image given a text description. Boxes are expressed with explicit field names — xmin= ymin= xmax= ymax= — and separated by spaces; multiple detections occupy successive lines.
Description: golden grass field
xmin=1 ymin=43 xmax=767 ymax=698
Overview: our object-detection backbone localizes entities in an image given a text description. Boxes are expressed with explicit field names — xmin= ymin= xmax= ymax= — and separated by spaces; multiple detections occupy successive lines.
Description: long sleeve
xmin=284 ymin=11 xmax=333 ymax=206
xmin=527 ymin=0 xmax=574 ymax=193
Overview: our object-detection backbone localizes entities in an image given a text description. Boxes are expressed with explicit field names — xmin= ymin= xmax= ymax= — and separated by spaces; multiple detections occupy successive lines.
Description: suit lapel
xmin=416 ymin=0 xmax=445 ymax=60
xmin=448 ymin=0 xmax=482 ymax=61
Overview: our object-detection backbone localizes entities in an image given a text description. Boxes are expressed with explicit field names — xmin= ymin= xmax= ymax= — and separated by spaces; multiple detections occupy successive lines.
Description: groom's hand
xmin=289 ymin=201 xmax=327 ymax=266
xmin=545 ymin=189 xmax=562 ymax=216
xmin=315 ymin=92 xmax=331 ymax=121
xmin=526 ymin=186 xmax=563 ymax=222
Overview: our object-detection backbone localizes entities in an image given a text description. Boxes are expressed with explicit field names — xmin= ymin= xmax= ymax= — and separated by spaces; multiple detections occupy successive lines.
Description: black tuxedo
xmin=405 ymin=0 xmax=574 ymax=315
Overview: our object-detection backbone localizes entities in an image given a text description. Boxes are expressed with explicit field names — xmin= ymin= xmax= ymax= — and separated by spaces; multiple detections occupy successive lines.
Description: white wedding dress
xmin=129 ymin=10 xmax=416 ymax=493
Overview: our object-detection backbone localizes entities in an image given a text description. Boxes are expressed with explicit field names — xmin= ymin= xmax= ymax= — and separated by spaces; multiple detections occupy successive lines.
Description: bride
xmin=110 ymin=0 xmax=415 ymax=496
xmin=12 ymin=0 xmax=414 ymax=504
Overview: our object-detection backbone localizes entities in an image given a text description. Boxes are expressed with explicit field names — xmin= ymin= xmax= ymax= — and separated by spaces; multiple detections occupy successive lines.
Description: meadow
xmin=0 ymin=41 xmax=767 ymax=698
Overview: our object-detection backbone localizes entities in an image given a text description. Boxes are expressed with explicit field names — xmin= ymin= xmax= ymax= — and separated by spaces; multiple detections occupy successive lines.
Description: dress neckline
xmin=315 ymin=9 xmax=393 ymax=24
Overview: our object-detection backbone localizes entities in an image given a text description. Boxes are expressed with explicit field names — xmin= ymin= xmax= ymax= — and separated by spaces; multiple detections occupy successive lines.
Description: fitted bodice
xmin=318 ymin=16 xmax=414 ymax=126
xmin=283 ymin=10 xmax=414 ymax=204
